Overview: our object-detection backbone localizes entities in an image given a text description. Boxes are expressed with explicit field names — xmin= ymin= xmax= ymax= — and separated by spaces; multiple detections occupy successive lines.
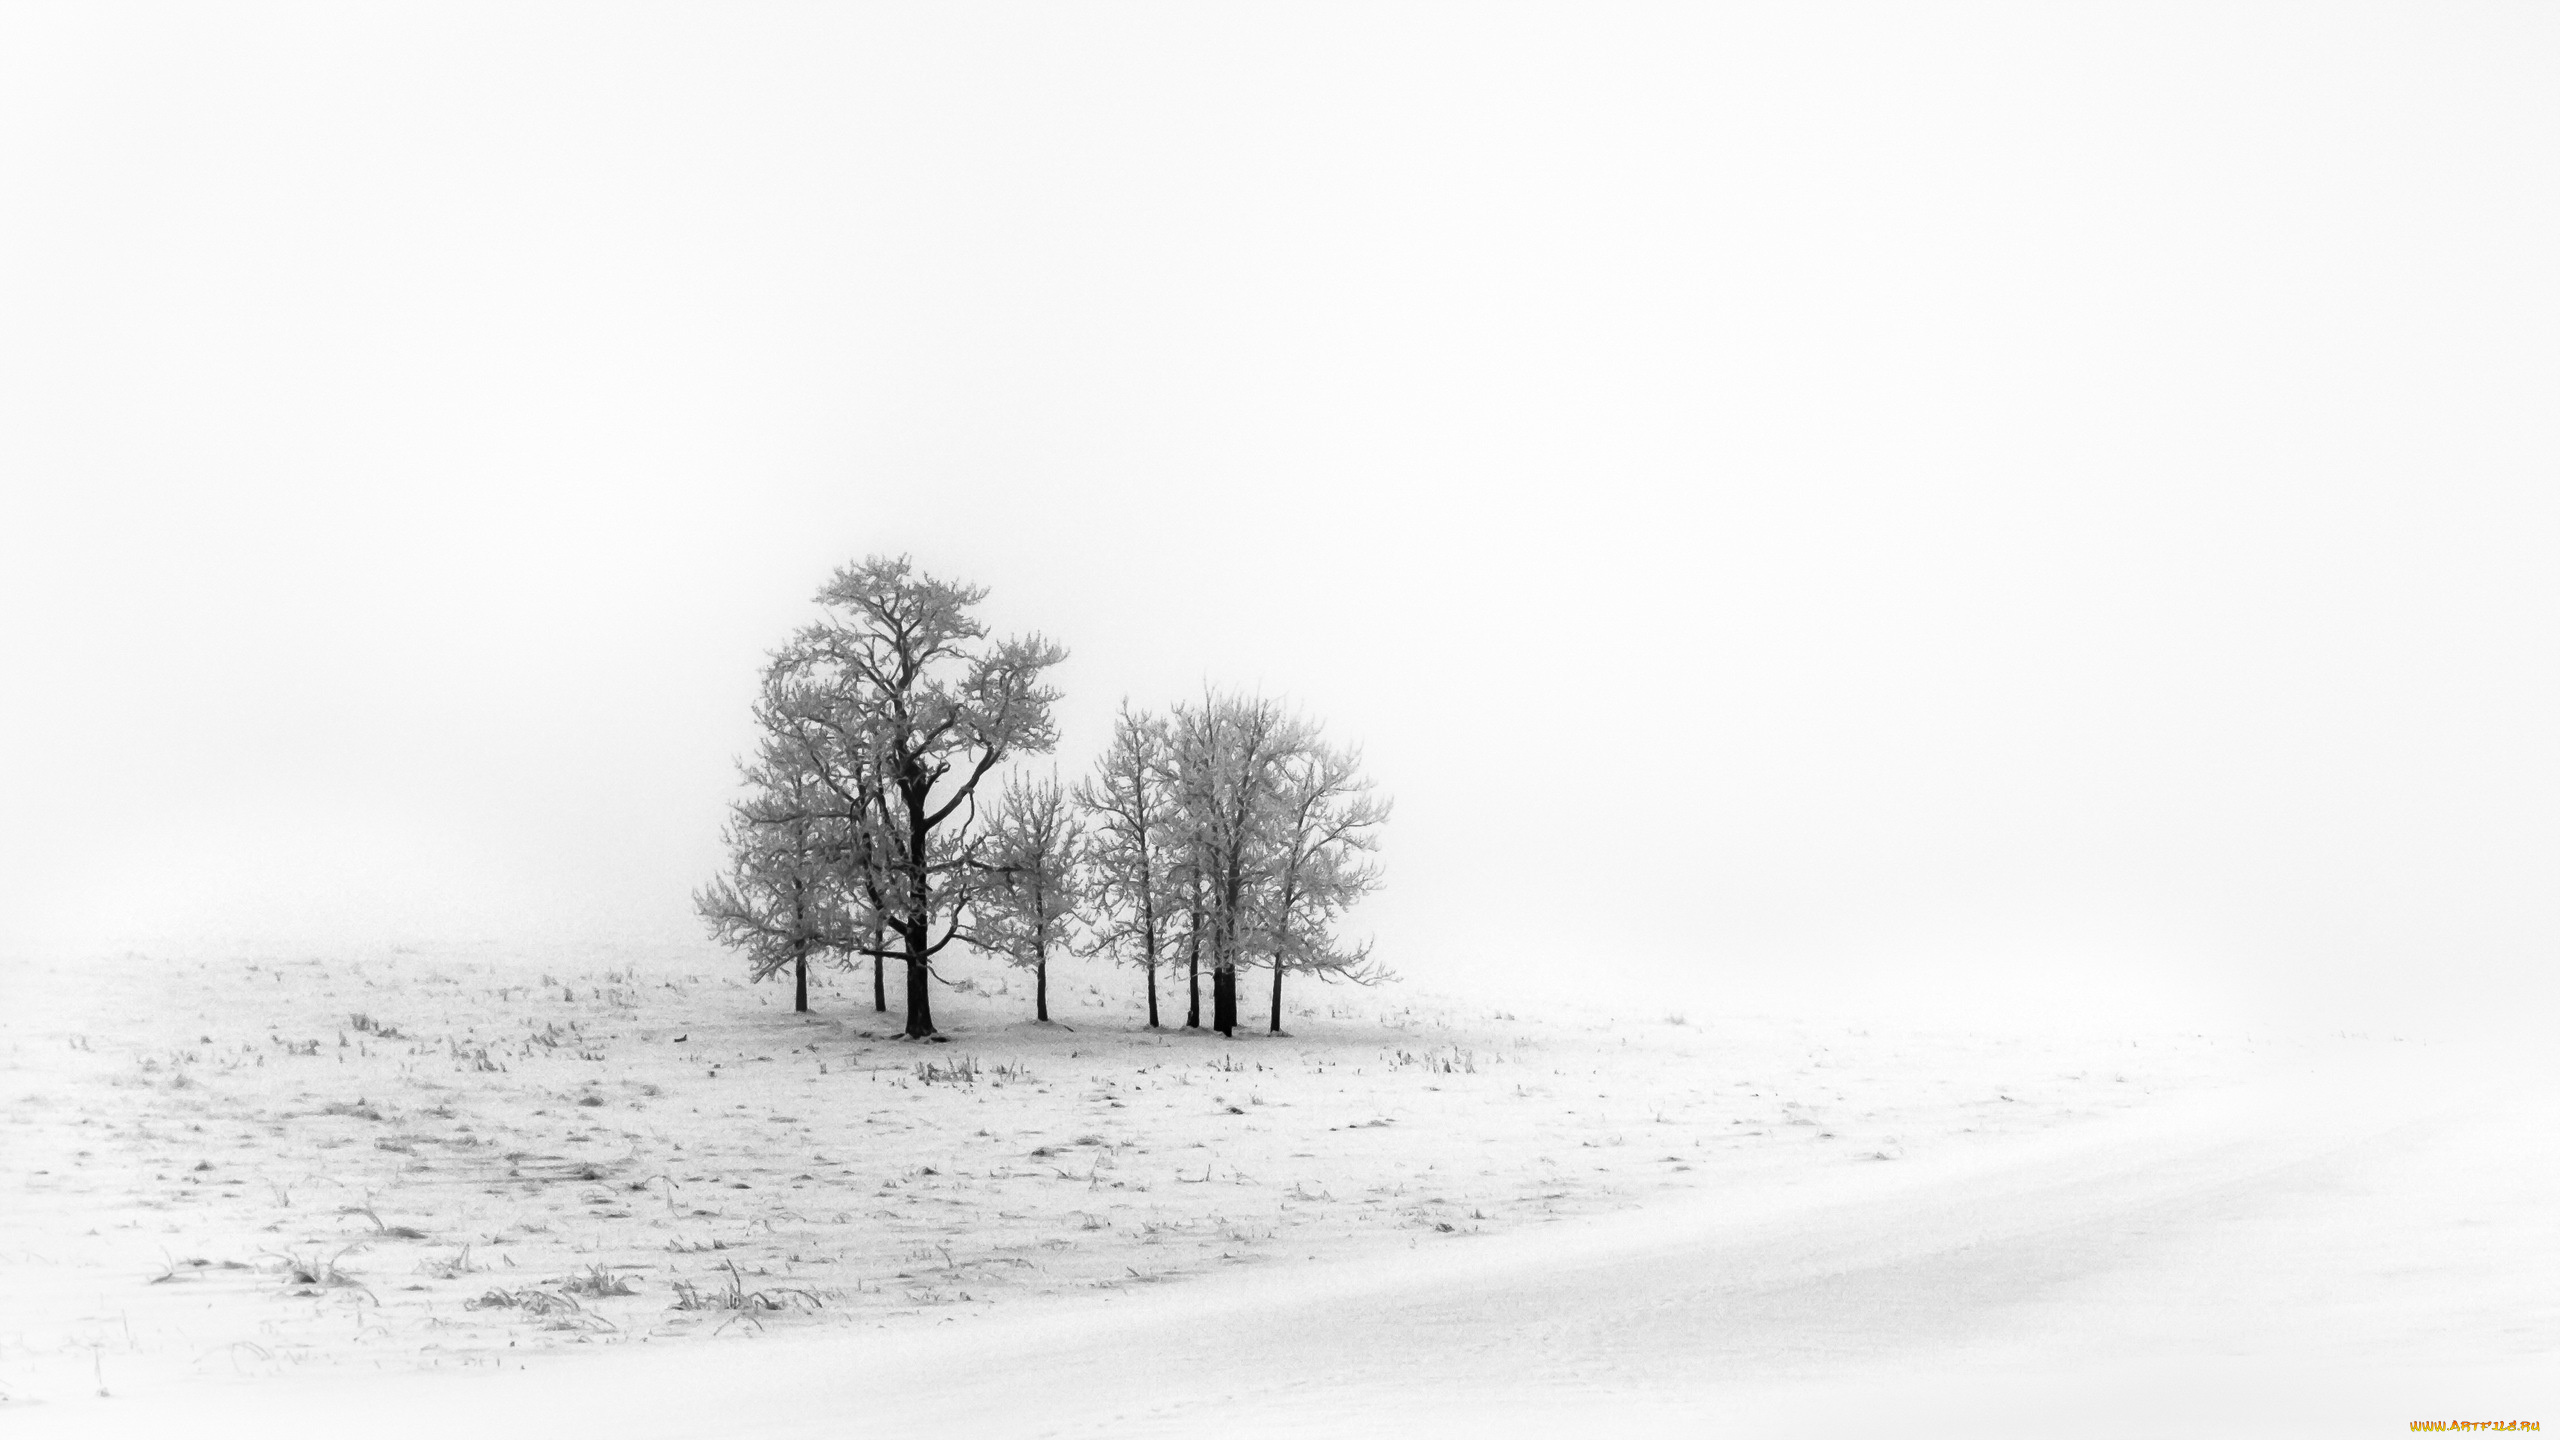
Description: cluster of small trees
xmin=695 ymin=556 xmax=1389 ymax=1040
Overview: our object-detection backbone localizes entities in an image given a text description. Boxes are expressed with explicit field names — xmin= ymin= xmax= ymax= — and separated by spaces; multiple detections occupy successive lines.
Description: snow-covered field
xmin=3 ymin=944 xmax=2549 ymax=1437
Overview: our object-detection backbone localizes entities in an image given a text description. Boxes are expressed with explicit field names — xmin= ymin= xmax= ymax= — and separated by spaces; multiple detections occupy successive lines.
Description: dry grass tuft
xmin=913 ymin=1056 xmax=981 ymax=1085
xmin=267 ymin=1245 xmax=370 ymax=1298
xmin=341 ymin=1201 xmax=430 ymax=1239
xmin=417 ymin=1244 xmax=480 ymax=1279
xmin=560 ymin=1264 xmax=640 ymax=1298
xmin=466 ymin=1286 xmax=617 ymax=1331
xmin=670 ymin=1258 xmax=821 ymax=1313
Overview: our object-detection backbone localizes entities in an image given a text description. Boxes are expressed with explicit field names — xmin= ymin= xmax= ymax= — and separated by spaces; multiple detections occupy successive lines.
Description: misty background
xmin=3 ymin=6 xmax=2552 ymax=1036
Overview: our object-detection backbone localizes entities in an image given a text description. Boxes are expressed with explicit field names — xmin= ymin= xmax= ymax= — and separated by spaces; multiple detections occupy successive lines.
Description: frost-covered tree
xmin=1074 ymin=704 xmax=1181 ymax=1028
xmin=753 ymin=675 xmax=896 ymax=1012
xmin=764 ymin=556 xmax=1066 ymax=1038
xmin=694 ymin=732 xmax=851 ymax=1013
xmin=975 ymin=770 xmax=1086 ymax=1023
xmin=1166 ymin=692 xmax=1310 ymax=1037
xmin=1259 ymin=739 xmax=1390 ymax=1033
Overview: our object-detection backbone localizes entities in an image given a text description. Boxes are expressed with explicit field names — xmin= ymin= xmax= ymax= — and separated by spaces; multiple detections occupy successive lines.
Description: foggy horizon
xmin=6 ymin=5 xmax=2554 ymax=1041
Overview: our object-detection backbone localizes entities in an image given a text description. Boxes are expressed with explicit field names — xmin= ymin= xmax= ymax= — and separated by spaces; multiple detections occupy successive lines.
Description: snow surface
xmin=3 ymin=943 xmax=2549 ymax=1437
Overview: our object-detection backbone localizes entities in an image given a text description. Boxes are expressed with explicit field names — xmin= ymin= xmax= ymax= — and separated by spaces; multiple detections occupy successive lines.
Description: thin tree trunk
xmin=794 ymin=953 xmax=809 ymax=1013
xmin=1035 ymin=953 xmax=1049 ymax=1022
xmin=870 ymin=915 xmax=887 ymax=1012
xmin=1267 ymin=900 xmax=1295 ymax=1036
xmin=1138 ymin=909 xmax=1159 ymax=1029
xmin=1186 ymin=935 xmax=1201 ymax=1029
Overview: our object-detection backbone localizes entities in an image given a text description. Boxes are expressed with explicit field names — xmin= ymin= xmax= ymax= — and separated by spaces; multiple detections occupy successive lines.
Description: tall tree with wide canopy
xmin=1074 ymin=703 xmax=1180 ymax=1028
xmin=765 ymin=555 xmax=1065 ymax=1038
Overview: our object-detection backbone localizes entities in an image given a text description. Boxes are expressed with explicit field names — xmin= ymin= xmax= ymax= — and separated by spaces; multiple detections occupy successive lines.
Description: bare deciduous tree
xmin=975 ymin=770 xmax=1086 ymax=1023
xmin=752 ymin=675 xmax=895 ymax=1012
xmin=1074 ymin=704 xmax=1180 ymax=1028
xmin=1260 ymin=739 xmax=1391 ymax=1033
xmin=1167 ymin=691 xmax=1309 ymax=1038
xmin=694 ymin=732 xmax=849 ymax=1013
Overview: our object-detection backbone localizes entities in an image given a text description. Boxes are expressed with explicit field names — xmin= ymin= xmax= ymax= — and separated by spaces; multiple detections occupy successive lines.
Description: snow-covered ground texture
xmin=3 ymin=943 xmax=2550 ymax=1438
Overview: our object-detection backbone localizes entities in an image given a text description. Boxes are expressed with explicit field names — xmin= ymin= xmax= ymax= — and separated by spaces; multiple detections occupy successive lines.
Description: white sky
xmin=3 ymin=5 xmax=2553 ymax=1035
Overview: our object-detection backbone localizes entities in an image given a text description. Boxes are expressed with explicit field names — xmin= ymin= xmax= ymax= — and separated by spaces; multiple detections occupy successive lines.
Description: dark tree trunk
xmin=1144 ymin=960 xmax=1159 ymax=1029
xmin=789 ymin=890 xmax=811 ymax=1013
xmin=1035 ymin=955 xmax=1049 ymax=1022
xmin=1268 ymin=897 xmax=1295 ymax=1036
xmin=1185 ymin=922 xmax=1202 ymax=1028
xmin=902 ymin=784 xmax=937 ymax=1039
xmin=904 ymin=953 xmax=934 ymax=1037
xmin=1212 ymin=965 xmax=1236 ymax=1037
xmin=1213 ymin=854 xmax=1245 ymax=1037
xmin=872 ymin=952 xmax=886 ymax=1013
